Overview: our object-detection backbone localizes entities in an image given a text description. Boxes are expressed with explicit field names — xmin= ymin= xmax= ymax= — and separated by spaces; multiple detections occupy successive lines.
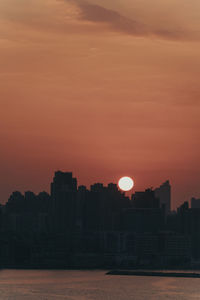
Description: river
xmin=0 ymin=270 xmax=200 ymax=299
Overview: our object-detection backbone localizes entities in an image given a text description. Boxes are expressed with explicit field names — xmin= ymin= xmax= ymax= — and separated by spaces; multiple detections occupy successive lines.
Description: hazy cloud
xmin=68 ymin=0 xmax=186 ymax=40
xmin=77 ymin=2 xmax=147 ymax=36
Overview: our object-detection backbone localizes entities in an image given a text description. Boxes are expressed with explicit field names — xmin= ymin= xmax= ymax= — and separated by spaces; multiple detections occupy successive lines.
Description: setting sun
xmin=118 ymin=176 xmax=134 ymax=192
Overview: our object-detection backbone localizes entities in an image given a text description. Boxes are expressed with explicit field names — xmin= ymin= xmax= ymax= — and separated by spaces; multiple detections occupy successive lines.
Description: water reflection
xmin=0 ymin=270 xmax=200 ymax=299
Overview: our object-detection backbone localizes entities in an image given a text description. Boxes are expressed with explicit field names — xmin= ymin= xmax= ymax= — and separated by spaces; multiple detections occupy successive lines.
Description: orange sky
xmin=0 ymin=0 xmax=200 ymax=209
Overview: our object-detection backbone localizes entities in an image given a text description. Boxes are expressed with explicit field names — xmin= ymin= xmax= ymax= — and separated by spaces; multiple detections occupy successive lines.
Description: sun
xmin=118 ymin=176 xmax=134 ymax=192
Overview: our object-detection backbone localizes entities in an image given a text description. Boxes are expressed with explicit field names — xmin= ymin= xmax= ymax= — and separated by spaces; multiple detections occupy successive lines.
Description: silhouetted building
xmin=82 ymin=183 xmax=130 ymax=232
xmin=131 ymin=189 xmax=159 ymax=209
xmin=4 ymin=191 xmax=51 ymax=233
xmin=191 ymin=197 xmax=200 ymax=209
xmin=5 ymin=191 xmax=25 ymax=213
xmin=154 ymin=180 xmax=171 ymax=216
xmin=166 ymin=211 xmax=178 ymax=232
xmin=76 ymin=185 xmax=88 ymax=231
xmin=177 ymin=201 xmax=200 ymax=260
xmin=50 ymin=171 xmax=77 ymax=233
xmin=123 ymin=208 xmax=164 ymax=233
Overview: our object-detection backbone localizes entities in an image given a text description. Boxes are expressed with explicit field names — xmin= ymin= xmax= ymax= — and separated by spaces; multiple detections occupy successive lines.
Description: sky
xmin=0 ymin=0 xmax=200 ymax=209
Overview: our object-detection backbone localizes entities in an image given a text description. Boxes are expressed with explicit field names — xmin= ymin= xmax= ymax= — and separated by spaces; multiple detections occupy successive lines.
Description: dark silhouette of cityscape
xmin=0 ymin=171 xmax=200 ymax=269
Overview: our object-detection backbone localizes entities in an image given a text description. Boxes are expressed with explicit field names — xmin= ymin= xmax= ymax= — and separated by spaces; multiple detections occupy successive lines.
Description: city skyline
xmin=1 ymin=170 xmax=199 ymax=269
xmin=5 ymin=170 xmax=170 ymax=196
xmin=0 ymin=169 xmax=197 ymax=210
xmin=3 ymin=170 xmax=172 ymax=212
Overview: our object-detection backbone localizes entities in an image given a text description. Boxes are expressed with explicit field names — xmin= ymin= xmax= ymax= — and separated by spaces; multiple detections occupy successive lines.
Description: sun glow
xmin=118 ymin=176 xmax=134 ymax=192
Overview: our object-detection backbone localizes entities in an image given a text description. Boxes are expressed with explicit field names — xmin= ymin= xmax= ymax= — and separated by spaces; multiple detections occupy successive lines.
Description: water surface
xmin=0 ymin=270 xmax=200 ymax=299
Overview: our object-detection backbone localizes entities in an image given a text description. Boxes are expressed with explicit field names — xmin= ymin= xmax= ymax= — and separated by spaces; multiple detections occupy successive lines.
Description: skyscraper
xmin=51 ymin=171 xmax=77 ymax=233
xmin=154 ymin=181 xmax=171 ymax=216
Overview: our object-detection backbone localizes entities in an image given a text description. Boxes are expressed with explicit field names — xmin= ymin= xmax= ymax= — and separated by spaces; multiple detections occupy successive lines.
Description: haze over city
xmin=0 ymin=0 xmax=200 ymax=209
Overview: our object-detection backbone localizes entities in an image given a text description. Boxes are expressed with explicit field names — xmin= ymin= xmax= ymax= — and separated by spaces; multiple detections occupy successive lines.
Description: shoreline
xmin=1 ymin=266 xmax=200 ymax=279
xmin=106 ymin=270 xmax=200 ymax=278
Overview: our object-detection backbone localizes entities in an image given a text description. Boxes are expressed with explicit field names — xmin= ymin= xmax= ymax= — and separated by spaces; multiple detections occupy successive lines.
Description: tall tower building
xmin=154 ymin=180 xmax=171 ymax=216
xmin=191 ymin=197 xmax=200 ymax=209
xmin=51 ymin=171 xmax=77 ymax=233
